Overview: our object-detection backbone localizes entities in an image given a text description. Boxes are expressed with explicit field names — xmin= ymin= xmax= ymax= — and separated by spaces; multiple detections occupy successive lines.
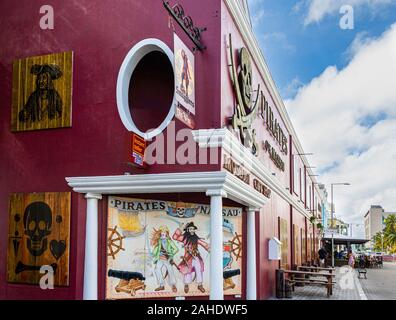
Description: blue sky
xmin=248 ymin=0 xmax=396 ymax=99
xmin=247 ymin=0 xmax=396 ymax=236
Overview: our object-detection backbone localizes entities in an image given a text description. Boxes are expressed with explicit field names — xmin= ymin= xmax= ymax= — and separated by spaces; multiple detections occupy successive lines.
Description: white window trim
xmin=116 ymin=38 xmax=176 ymax=140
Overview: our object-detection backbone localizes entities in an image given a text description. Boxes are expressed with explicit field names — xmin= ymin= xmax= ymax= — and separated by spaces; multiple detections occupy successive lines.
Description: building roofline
xmin=223 ymin=0 xmax=318 ymax=185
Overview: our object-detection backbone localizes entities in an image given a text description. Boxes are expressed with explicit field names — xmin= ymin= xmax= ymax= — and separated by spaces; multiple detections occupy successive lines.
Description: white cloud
xmin=286 ymin=23 xmax=396 ymax=236
xmin=282 ymin=77 xmax=304 ymax=98
xmin=251 ymin=9 xmax=266 ymax=28
xmin=262 ymin=32 xmax=296 ymax=53
xmin=301 ymin=0 xmax=395 ymax=25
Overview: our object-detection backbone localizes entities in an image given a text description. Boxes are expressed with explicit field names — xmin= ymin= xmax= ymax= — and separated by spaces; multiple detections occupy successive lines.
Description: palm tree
xmin=372 ymin=232 xmax=383 ymax=252
xmin=382 ymin=215 xmax=396 ymax=253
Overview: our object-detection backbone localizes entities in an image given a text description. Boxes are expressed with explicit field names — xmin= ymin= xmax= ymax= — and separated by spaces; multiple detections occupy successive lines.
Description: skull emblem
xmin=23 ymin=202 xmax=52 ymax=257
xmin=238 ymin=47 xmax=252 ymax=110
xmin=176 ymin=206 xmax=185 ymax=218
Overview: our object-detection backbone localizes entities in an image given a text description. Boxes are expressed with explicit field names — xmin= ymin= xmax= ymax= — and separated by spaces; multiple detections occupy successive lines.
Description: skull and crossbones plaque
xmin=227 ymin=34 xmax=260 ymax=156
xmin=7 ymin=192 xmax=71 ymax=286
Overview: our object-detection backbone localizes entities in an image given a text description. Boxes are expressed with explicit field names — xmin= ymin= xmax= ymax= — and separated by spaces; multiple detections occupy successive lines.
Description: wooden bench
xmin=281 ymin=269 xmax=336 ymax=297
xmin=297 ymin=266 xmax=335 ymax=273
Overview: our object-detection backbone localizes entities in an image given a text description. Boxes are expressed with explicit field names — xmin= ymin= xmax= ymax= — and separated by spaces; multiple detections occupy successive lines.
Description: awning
xmin=323 ymin=232 xmax=369 ymax=245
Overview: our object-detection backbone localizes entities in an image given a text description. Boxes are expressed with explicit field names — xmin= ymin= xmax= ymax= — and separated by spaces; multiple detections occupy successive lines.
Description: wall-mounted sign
xmin=106 ymin=197 xmax=242 ymax=299
xmin=174 ymin=33 xmax=195 ymax=116
xmin=263 ymin=140 xmax=285 ymax=172
xmin=7 ymin=192 xmax=71 ymax=286
xmin=131 ymin=133 xmax=146 ymax=167
xmin=223 ymin=155 xmax=250 ymax=184
xmin=227 ymin=35 xmax=260 ymax=156
xmin=227 ymin=34 xmax=289 ymax=163
xmin=253 ymin=178 xmax=271 ymax=198
xmin=259 ymin=95 xmax=288 ymax=155
xmin=163 ymin=1 xmax=207 ymax=51
xmin=223 ymin=154 xmax=271 ymax=199
xmin=11 ymin=51 xmax=73 ymax=132
xmin=175 ymin=103 xmax=195 ymax=129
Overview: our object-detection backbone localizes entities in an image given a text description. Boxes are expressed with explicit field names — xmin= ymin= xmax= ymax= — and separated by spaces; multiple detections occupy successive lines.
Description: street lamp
xmin=330 ymin=182 xmax=351 ymax=268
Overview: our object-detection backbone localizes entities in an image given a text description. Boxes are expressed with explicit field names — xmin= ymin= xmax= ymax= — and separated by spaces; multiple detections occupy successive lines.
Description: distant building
xmin=317 ymin=184 xmax=331 ymax=229
xmin=364 ymin=205 xmax=396 ymax=248
xmin=327 ymin=217 xmax=349 ymax=236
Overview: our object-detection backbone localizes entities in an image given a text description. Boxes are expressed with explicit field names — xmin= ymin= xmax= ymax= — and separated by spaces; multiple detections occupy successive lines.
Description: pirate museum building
xmin=0 ymin=0 xmax=324 ymax=300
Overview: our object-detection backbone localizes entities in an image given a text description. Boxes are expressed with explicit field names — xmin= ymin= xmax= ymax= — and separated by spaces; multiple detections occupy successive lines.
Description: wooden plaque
xmin=7 ymin=192 xmax=71 ymax=286
xmin=293 ymin=225 xmax=301 ymax=266
xmin=11 ymin=51 xmax=73 ymax=132
xmin=301 ymin=228 xmax=306 ymax=264
xmin=279 ymin=217 xmax=289 ymax=270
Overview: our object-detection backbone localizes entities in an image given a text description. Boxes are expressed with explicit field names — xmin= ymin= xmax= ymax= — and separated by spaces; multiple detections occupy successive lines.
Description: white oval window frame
xmin=116 ymin=38 xmax=176 ymax=140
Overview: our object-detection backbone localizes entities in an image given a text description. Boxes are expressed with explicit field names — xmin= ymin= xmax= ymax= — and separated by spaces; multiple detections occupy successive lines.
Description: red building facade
xmin=0 ymin=0 xmax=322 ymax=300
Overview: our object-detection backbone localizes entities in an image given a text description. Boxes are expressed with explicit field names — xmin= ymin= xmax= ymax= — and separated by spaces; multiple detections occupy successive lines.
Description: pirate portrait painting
xmin=174 ymin=34 xmax=195 ymax=115
xmin=11 ymin=51 xmax=73 ymax=132
xmin=180 ymin=49 xmax=191 ymax=97
xmin=18 ymin=64 xmax=63 ymax=123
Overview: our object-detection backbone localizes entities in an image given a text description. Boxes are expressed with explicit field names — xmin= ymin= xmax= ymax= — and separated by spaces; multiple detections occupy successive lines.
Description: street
xmin=277 ymin=262 xmax=396 ymax=300
xmin=359 ymin=262 xmax=396 ymax=300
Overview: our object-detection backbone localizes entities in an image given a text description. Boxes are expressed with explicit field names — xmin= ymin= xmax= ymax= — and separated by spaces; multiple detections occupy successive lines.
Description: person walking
xmin=348 ymin=250 xmax=355 ymax=268
xmin=318 ymin=247 xmax=327 ymax=267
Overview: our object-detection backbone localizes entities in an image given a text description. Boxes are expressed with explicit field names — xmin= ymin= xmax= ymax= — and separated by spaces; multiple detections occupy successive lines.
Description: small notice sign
xmin=175 ymin=103 xmax=195 ymax=129
xmin=131 ymin=133 xmax=146 ymax=167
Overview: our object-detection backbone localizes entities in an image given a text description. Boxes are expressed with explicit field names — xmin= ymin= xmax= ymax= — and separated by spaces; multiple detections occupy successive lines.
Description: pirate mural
xmin=106 ymin=197 xmax=243 ymax=299
xmin=7 ymin=193 xmax=71 ymax=286
xmin=151 ymin=226 xmax=179 ymax=292
xmin=11 ymin=51 xmax=73 ymax=132
xmin=172 ymin=222 xmax=209 ymax=294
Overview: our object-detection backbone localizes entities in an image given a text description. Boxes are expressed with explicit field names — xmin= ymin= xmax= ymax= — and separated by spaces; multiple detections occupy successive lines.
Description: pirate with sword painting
xmin=172 ymin=222 xmax=210 ymax=294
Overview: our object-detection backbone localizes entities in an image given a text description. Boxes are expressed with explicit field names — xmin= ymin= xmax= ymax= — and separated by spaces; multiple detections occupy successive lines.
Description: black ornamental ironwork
xmin=163 ymin=1 xmax=207 ymax=51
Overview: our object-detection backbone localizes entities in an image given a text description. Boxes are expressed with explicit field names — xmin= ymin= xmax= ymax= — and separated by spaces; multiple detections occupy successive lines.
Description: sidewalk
xmin=276 ymin=267 xmax=365 ymax=300
xmin=358 ymin=262 xmax=396 ymax=300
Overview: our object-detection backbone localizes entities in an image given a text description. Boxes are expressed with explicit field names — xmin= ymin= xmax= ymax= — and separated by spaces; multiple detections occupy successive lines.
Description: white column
xmin=206 ymin=189 xmax=227 ymax=300
xmin=83 ymin=193 xmax=102 ymax=300
xmin=247 ymin=208 xmax=258 ymax=300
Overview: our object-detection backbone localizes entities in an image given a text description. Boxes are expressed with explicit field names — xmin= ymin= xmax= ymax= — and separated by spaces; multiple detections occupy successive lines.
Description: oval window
xmin=117 ymin=39 xmax=176 ymax=140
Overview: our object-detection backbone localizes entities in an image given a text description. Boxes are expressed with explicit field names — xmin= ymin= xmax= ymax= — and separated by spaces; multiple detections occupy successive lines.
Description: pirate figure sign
xmin=227 ymin=34 xmax=260 ymax=155
xmin=18 ymin=64 xmax=63 ymax=123
xmin=151 ymin=226 xmax=179 ymax=292
xmin=172 ymin=222 xmax=209 ymax=294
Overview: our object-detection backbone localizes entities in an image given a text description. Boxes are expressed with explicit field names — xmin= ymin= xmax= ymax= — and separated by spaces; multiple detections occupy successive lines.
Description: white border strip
xmin=354 ymin=272 xmax=368 ymax=300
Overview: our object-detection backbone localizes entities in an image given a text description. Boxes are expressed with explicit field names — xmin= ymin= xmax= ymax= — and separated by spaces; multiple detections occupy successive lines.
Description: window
xmin=293 ymin=155 xmax=299 ymax=195
xmin=117 ymin=38 xmax=176 ymax=140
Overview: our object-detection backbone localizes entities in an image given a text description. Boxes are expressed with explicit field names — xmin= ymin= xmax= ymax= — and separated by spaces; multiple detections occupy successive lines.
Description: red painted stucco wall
xmin=219 ymin=1 xmax=318 ymax=299
xmin=0 ymin=0 xmax=319 ymax=300
xmin=0 ymin=0 xmax=221 ymax=299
